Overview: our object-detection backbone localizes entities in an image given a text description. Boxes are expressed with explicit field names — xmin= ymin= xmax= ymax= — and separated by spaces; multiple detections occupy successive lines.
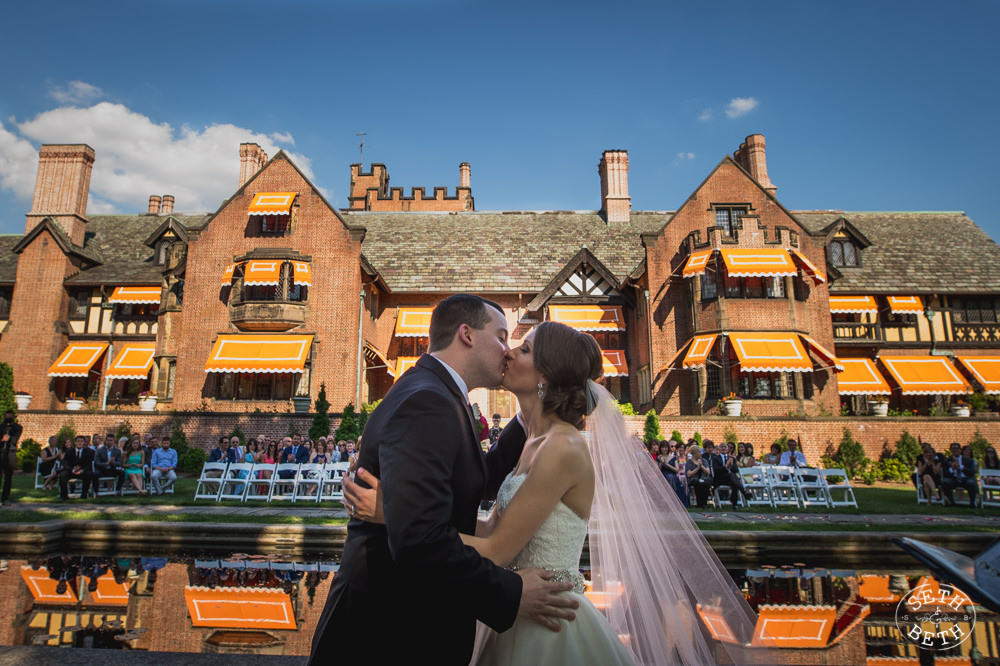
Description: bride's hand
xmin=343 ymin=467 xmax=383 ymax=523
xmin=516 ymin=568 xmax=578 ymax=632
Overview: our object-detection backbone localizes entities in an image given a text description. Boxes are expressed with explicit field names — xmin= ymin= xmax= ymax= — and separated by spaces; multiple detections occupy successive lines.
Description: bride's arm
xmin=461 ymin=434 xmax=586 ymax=567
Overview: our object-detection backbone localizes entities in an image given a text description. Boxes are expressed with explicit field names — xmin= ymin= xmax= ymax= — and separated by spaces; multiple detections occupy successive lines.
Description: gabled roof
xmin=795 ymin=211 xmax=1000 ymax=293
xmin=143 ymin=215 xmax=191 ymax=248
xmin=12 ymin=217 xmax=104 ymax=265
xmin=350 ymin=210 xmax=664 ymax=293
xmin=0 ymin=236 xmax=20 ymax=283
xmin=526 ymin=247 xmax=630 ymax=311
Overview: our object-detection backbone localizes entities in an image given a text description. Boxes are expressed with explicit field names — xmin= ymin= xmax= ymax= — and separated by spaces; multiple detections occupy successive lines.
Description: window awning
xmin=790 ymin=250 xmax=826 ymax=284
xmin=364 ymin=343 xmax=394 ymax=377
xmin=184 ymin=586 xmax=297 ymax=630
xmin=837 ymin=359 xmax=892 ymax=395
xmin=105 ymin=343 xmax=156 ymax=380
xmin=247 ymin=192 xmax=296 ymax=216
xmin=549 ymin=305 xmax=625 ymax=332
xmin=880 ymin=355 xmax=972 ymax=395
xmin=243 ymin=260 xmax=283 ymax=286
xmin=729 ymin=333 xmax=814 ymax=373
xmin=48 ymin=342 xmax=109 ymax=377
xmin=292 ymin=261 xmax=311 ymax=287
xmin=393 ymin=356 xmax=419 ymax=381
xmin=887 ymin=295 xmax=924 ymax=314
xmin=92 ymin=572 xmax=130 ymax=606
xmin=204 ymin=335 xmax=313 ymax=373
xmin=800 ymin=335 xmax=843 ymax=371
xmin=753 ymin=604 xmax=838 ymax=648
xmin=108 ymin=285 xmax=161 ymax=304
xmin=601 ymin=350 xmax=628 ymax=377
xmin=221 ymin=262 xmax=241 ymax=286
xmin=394 ymin=308 xmax=433 ymax=337
xmin=681 ymin=334 xmax=718 ymax=370
xmin=956 ymin=356 xmax=1000 ymax=394
xmin=21 ymin=566 xmax=78 ymax=603
xmin=682 ymin=250 xmax=714 ymax=278
xmin=720 ymin=249 xmax=797 ymax=278
xmin=829 ymin=295 xmax=878 ymax=314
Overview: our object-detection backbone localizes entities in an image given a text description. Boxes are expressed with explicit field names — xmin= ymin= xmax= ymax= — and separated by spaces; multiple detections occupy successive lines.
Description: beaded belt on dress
xmin=508 ymin=566 xmax=586 ymax=594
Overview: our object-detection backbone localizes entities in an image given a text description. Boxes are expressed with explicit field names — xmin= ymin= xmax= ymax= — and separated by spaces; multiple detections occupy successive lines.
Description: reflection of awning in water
xmin=27 ymin=609 xmax=128 ymax=647
xmin=91 ymin=571 xmax=130 ymax=606
xmin=184 ymin=586 xmax=297 ymax=630
xmin=21 ymin=566 xmax=78 ymax=603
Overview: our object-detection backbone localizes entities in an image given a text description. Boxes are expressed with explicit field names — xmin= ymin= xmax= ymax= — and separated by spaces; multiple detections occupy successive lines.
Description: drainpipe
xmin=100 ymin=292 xmax=115 ymax=411
xmin=356 ymin=287 xmax=365 ymax=409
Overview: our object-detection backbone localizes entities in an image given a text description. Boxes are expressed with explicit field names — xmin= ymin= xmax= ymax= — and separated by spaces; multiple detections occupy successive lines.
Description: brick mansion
xmin=2 ymin=134 xmax=999 ymax=420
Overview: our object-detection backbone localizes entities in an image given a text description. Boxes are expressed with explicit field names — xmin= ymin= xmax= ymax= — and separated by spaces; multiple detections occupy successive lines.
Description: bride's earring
xmin=537 ymin=382 xmax=544 ymax=399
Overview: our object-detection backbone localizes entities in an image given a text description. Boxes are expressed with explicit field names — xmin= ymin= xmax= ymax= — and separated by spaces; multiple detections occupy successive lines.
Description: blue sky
xmin=1 ymin=0 xmax=998 ymax=240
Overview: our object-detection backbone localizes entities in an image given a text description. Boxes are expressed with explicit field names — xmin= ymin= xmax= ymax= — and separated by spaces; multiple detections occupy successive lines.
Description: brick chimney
xmin=459 ymin=162 xmax=471 ymax=188
xmin=148 ymin=195 xmax=162 ymax=214
xmin=598 ymin=150 xmax=631 ymax=225
xmin=733 ymin=134 xmax=776 ymax=196
xmin=239 ymin=143 xmax=268 ymax=189
xmin=161 ymin=194 xmax=175 ymax=215
xmin=27 ymin=144 xmax=95 ymax=246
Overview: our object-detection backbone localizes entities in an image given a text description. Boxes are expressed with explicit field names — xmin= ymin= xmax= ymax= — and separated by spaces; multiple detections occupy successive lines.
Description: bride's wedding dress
xmin=472 ymin=472 xmax=635 ymax=666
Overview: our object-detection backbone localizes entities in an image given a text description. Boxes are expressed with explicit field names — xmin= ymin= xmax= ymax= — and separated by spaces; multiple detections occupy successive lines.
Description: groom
xmin=310 ymin=294 xmax=576 ymax=665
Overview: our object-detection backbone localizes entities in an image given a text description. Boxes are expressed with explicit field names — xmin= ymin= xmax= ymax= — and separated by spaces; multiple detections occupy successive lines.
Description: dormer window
xmin=247 ymin=192 xmax=296 ymax=236
xmin=713 ymin=205 xmax=748 ymax=236
xmin=260 ymin=214 xmax=289 ymax=234
xmin=829 ymin=239 xmax=859 ymax=267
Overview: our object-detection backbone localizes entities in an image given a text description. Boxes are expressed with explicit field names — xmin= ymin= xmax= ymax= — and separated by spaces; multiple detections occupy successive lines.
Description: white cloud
xmin=725 ymin=97 xmax=758 ymax=118
xmin=698 ymin=109 xmax=713 ymax=122
xmin=1 ymin=101 xmax=326 ymax=215
xmin=48 ymin=81 xmax=105 ymax=105
xmin=676 ymin=152 xmax=696 ymax=160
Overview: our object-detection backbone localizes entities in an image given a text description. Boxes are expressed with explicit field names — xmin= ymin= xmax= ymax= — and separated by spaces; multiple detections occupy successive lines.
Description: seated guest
xmin=941 ymin=442 xmax=979 ymax=507
xmin=123 ymin=439 xmax=148 ymax=496
xmin=59 ymin=435 xmax=97 ymax=500
xmin=230 ymin=435 xmax=245 ymax=460
xmin=915 ymin=443 xmax=944 ymax=501
xmin=779 ymin=439 xmax=809 ymax=468
xmin=762 ymin=442 xmax=782 ymax=465
xmin=278 ymin=436 xmax=306 ymax=479
xmin=150 ymin=437 xmax=178 ymax=495
xmin=209 ymin=437 xmax=237 ymax=463
xmin=340 ymin=439 xmax=357 ymax=463
xmin=736 ymin=442 xmax=756 ymax=468
xmin=658 ymin=440 xmax=687 ymax=506
xmin=983 ymin=446 xmax=1000 ymax=485
xmin=685 ymin=445 xmax=713 ymax=509
xmin=95 ymin=433 xmax=125 ymax=496
xmin=705 ymin=440 xmax=749 ymax=510
xmin=39 ymin=436 xmax=62 ymax=491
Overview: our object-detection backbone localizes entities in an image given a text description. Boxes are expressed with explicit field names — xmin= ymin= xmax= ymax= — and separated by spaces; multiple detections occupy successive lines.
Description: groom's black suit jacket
xmin=310 ymin=355 xmax=525 ymax=665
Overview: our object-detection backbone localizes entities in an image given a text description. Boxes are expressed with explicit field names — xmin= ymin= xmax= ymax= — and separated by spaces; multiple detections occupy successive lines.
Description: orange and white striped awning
xmin=682 ymin=250 xmax=714 ymax=278
xmin=247 ymin=192 xmax=296 ymax=216
xmin=243 ymin=260 xmax=283 ymax=286
xmin=754 ymin=604 xmax=838 ymax=648
xmin=829 ymin=295 xmax=878 ymax=314
xmin=880 ymin=356 xmax=972 ymax=395
xmin=720 ymin=249 xmax=797 ymax=278
xmin=696 ymin=604 xmax=739 ymax=645
xmin=394 ymin=308 xmax=433 ymax=337
xmin=365 ymin=344 xmax=394 ymax=377
xmin=957 ymin=356 xmax=1000 ymax=394
xmin=837 ymin=359 xmax=892 ymax=395
xmin=601 ymin=350 xmax=628 ymax=377
xmin=729 ymin=333 xmax=813 ymax=373
xmin=48 ymin=342 xmax=109 ymax=377
xmin=21 ymin=566 xmax=78 ymax=603
xmin=184 ymin=586 xmax=297 ymax=630
xmin=205 ymin=335 xmax=313 ymax=373
xmin=887 ymin=295 xmax=925 ymax=314
xmin=105 ymin=343 xmax=156 ymax=380
xmin=790 ymin=250 xmax=826 ymax=284
xmin=91 ymin=571 xmax=130 ymax=606
xmin=393 ymin=356 xmax=419 ymax=381
xmin=858 ymin=575 xmax=902 ymax=603
xmin=549 ymin=305 xmax=625 ymax=332
xmin=108 ymin=286 xmax=161 ymax=304
xmin=221 ymin=262 xmax=241 ymax=286
xmin=800 ymin=335 xmax=843 ymax=371
xmin=681 ymin=334 xmax=718 ymax=370
xmin=292 ymin=261 xmax=312 ymax=287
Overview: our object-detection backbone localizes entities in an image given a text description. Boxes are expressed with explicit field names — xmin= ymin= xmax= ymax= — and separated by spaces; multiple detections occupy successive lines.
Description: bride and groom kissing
xmin=310 ymin=294 xmax=770 ymax=666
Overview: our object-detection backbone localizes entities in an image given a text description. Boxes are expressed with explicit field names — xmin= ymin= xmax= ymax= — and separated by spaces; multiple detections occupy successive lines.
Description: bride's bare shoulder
xmin=533 ymin=425 xmax=590 ymax=470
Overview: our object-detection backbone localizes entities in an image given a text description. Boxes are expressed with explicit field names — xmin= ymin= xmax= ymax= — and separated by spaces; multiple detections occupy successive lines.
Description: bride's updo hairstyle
xmin=532 ymin=321 xmax=604 ymax=429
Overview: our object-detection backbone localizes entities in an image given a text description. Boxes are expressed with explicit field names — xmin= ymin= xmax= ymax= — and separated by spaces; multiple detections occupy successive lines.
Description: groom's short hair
xmin=429 ymin=294 xmax=504 ymax=352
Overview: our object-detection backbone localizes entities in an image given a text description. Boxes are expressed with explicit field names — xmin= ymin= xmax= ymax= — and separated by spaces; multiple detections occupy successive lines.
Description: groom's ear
xmin=456 ymin=323 xmax=476 ymax=348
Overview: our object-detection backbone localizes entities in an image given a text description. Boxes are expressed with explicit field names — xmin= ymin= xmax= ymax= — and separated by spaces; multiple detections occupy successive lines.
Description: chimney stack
xmin=459 ymin=162 xmax=471 ymax=189
xmin=27 ymin=144 xmax=95 ymax=246
xmin=239 ymin=143 xmax=269 ymax=189
xmin=148 ymin=195 xmax=162 ymax=214
xmin=160 ymin=195 xmax=175 ymax=215
xmin=733 ymin=134 xmax=776 ymax=196
xmin=598 ymin=150 xmax=631 ymax=225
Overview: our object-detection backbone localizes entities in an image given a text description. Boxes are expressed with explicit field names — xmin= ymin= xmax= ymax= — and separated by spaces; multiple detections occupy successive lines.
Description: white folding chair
xmin=980 ymin=469 xmax=1000 ymax=508
xmin=245 ymin=463 xmax=277 ymax=501
xmin=194 ymin=462 xmax=229 ymax=501
xmin=793 ymin=467 xmax=831 ymax=508
xmin=269 ymin=463 xmax=300 ymax=501
xmin=738 ymin=467 xmax=774 ymax=508
xmin=292 ymin=463 xmax=325 ymax=502
xmin=819 ymin=468 xmax=858 ymax=508
xmin=320 ymin=462 xmax=351 ymax=502
xmin=766 ymin=466 xmax=800 ymax=508
xmin=916 ymin=478 xmax=944 ymax=505
xmin=218 ymin=462 xmax=254 ymax=501
xmin=35 ymin=457 xmax=47 ymax=490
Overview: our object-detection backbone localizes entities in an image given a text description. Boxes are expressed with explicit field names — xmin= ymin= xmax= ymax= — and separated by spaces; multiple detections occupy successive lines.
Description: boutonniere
xmin=471 ymin=403 xmax=489 ymax=442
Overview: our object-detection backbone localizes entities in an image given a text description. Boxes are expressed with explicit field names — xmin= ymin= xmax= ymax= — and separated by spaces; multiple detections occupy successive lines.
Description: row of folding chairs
xmin=721 ymin=465 xmax=857 ymax=509
xmin=917 ymin=468 xmax=1000 ymax=508
xmin=194 ymin=461 xmax=351 ymax=503
xmin=34 ymin=457 xmax=174 ymax=497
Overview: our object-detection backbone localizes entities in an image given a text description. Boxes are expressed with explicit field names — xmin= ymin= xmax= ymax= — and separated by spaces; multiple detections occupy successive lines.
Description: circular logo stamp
xmin=895 ymin=581 xmax=976 ymax=650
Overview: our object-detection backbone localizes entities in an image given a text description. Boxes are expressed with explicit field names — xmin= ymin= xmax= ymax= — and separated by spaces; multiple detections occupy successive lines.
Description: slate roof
xmin=0 ymin=236 xmax=20 ymax=283
xmin=350 ymin=210 xmax=668 ymax=293
xmin=794 ymin=211 xmax=1000 ymax=294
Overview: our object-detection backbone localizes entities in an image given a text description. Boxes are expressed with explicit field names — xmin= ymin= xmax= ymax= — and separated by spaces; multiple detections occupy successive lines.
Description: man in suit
xmin=310 ymin=294 xmax=575 ymax=665
xmin=209 ymin=437 xmax=237 ymax=464
xmin=0 ymin=410 xmax=23 ymax=506
xmin=94 ymin=433 xmax=125 ymax=496
xmin=942 ymin=442 xmax=979 ymax=507
xmin=60 ymin=435 xmax=97 ymax=500
xmin=705 ymin=440 xmax=748 ymax=510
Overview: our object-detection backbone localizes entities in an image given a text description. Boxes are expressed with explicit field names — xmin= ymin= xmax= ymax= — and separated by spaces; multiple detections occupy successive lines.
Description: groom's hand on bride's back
xmin=516 ymin=568 xmax=578 ymax=631
xmin=343 ymin=468 xmax=384 ymax=523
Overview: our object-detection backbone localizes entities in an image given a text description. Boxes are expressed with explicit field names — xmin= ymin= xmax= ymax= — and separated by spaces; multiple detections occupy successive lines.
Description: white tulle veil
xmin=584 ymin=380 xmax=778 ymax=665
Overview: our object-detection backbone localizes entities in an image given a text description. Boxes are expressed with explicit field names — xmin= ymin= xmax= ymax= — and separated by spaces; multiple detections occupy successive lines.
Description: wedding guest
xmin=762 ymin=442 xmax=782 ymax=465
xmin=779 ymin=439 xmax=808 ymax=467
xmin=0 ymin=410 xmax=23 ymax=505
xmin=658 ymin=440 xmax=687 ymax=506
xmin=983 ymin=447 xmax=1000 ymax=485
xmin=736 ymin=442 xmax=756 ymax=468
xmin=123 ymin=439 xmax=148 ymax=495
xmin=95 ymin=433 xmax=124 ymax=496
xmin=685 ymin=445 xmax=713 ymax=509
xmin=59 ymin=435 xmax=97 ymax=500
xmin=39 ymin=436 xmax=62 ymax=491
xmin=150 ymin=436 xmax=178 ymax=495
xmin=230 ymin=435 xmax=245 ymax=460
xmin=941 ymin=443 xmax=979 ymax=507
xmin=916 ymin=443 xmax=944 ymax=501
xmin=209 ymin=437 xmax=237 ymax=464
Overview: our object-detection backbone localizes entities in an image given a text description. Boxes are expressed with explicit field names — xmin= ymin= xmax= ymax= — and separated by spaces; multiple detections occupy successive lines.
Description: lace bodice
xmin=496 ymin=473 xmax=587 ymax=592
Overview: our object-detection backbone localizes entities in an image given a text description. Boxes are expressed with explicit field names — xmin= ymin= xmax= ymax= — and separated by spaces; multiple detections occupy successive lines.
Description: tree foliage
xmin=642 ymin=410 xmax=662 ymax=444
xmin=335 ymin=403 xmax=361 ymax=441
xmin=309 ymin=383 xmax=331 ymax=441
xmin=0 ymin=362 xmax=14 ymax=415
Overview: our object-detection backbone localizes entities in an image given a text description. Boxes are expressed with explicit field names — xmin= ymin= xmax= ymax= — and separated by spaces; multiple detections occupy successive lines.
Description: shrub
xmin=179 ymin=447 xmax=207 ymax=474
xmin=17 ymin=438 xmax=41 ymax=472
xmin=723 ymin=426 xmax=738 ymax=446
xmin=227 ymin=426 xmax=246 ymax=448
xmin=878 ymin=458 xmax=910 ymax=483
xmin=0 ymin=363 xmax=14 ymax=416
xmin=671 ymin=430 xmax=683 ymax=443
xmin=114 ymin=421 xmax=133 ymax=442
xmin=169 ymin=418 xmax=189 ymax=454
xmin=968 ymin=392 xmax=989 ymax=413
xmin=358 ymin=400 xmax=381 ymax=437
xmin=834 ymin=428 xmax=869 ymax=479
xmin=335 ymin=403 xmax=360 ymax=441
xmin=693 ymin=432 xmax=703 ymax=446
xmin=309 ymin=383 xmax=331 ymax=441
xmin=55 ymin=422 xmax=76 ymax=447
xmin=773 ymin=430 xmax=789 ymax=453
xmin=643 ymin=411 xmax=662 ymax=445
xmin=894 ymin=430 xmax=921 ymax=471
xmin=969 ymin=430 xmax=990 ymax=464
